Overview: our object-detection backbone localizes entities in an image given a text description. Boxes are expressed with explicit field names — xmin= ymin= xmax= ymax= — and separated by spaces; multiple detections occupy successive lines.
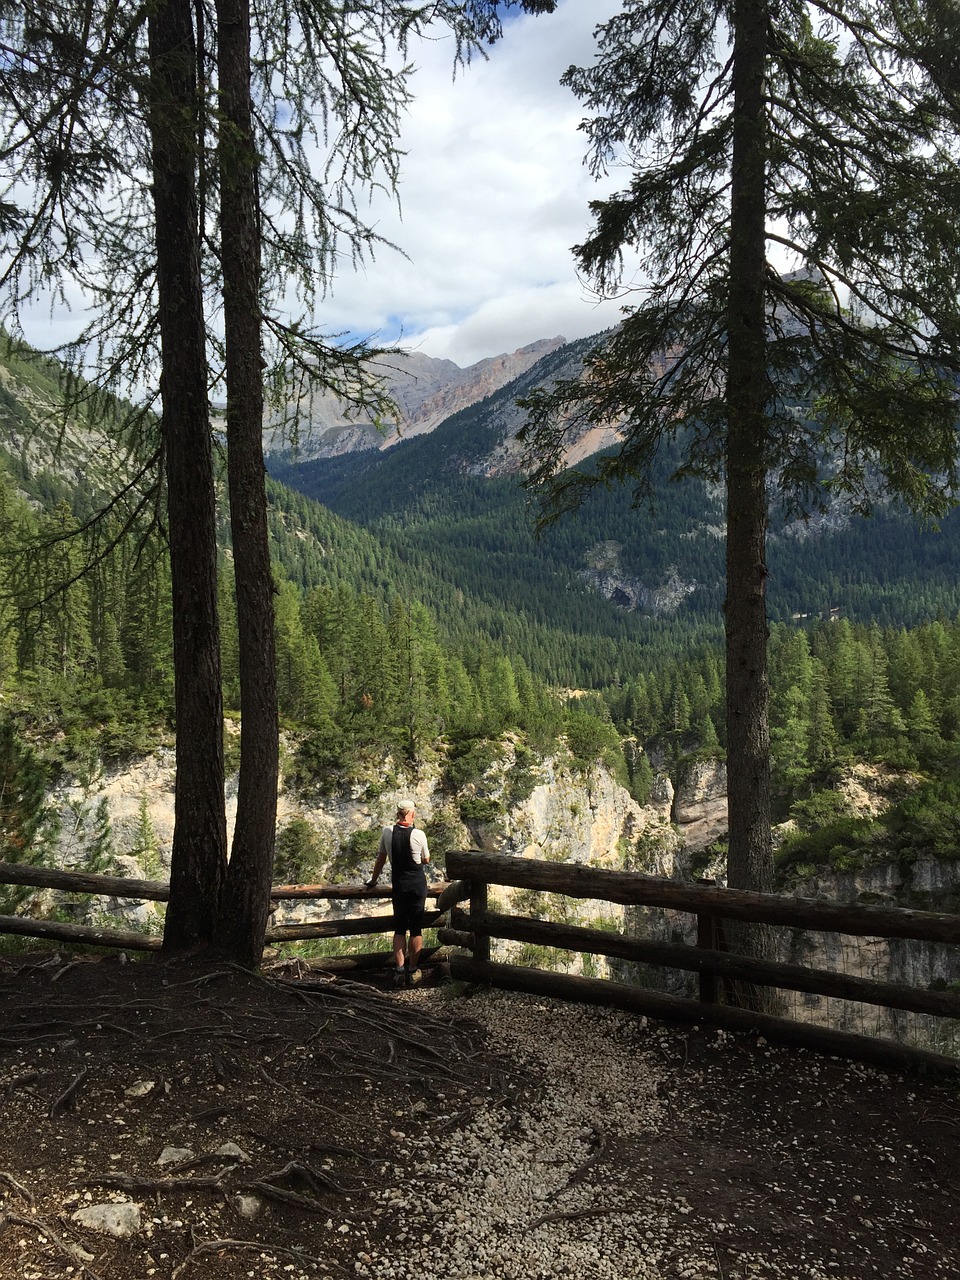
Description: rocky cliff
xmin=263 ymin=338 xmax=566 ymax=461
xmin=32 ymin=736 xmax=676 ymax=937
xmin=24 ymin=747 xmax=959 ymax=1055
xmin=579 ymin=542 xmax=705 ymax=618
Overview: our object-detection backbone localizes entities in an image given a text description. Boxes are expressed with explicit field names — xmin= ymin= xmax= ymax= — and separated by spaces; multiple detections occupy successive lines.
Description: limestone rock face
xmin=672 ymin=759 xmax=727 ymax=822
xmin=495 ymin=754 xmax=674 ymax=873
xmin=795 ymin=855 xmax=960 ymax=908
xmin=263 ymin=339 xmax=566 ymax=461
xmin=671 ymin=758 xmax=728 ymax=852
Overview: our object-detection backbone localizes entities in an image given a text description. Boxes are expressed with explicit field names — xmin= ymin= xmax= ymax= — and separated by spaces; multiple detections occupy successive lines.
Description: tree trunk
xmin=147 ymin=0 xmax=228 ymax=952
xmin=724 ymin=0 xmax=776 ymax=1005
xmin=213 ymin=0 xmax=279 ymax=966
xmin=724 ymin=0 xmax=772 ymax=897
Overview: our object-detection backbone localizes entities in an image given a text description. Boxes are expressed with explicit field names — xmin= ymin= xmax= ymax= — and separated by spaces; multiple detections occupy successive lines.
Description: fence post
xmin=470 ymin=879 xmax=490 ymax=964
xmin=696 ymin=878 xmax=720 ymax=1004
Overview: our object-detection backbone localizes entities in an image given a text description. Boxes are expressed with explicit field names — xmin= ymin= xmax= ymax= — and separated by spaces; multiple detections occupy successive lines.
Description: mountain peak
xmin=264 ymin=337 xmax=568 ymax=461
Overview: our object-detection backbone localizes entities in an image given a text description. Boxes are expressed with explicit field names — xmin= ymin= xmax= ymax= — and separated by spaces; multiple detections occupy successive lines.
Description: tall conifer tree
xmin=521 ymin=0 xmax=960 ymax=937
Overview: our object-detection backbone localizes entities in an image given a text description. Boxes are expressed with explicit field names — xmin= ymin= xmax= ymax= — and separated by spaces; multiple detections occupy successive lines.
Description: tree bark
xmin=147 ymin=0 xmax=228 ymax=952
xmin=725 ymin=0 xmax=772 ymax=900
xmin=213 ymin=0 xmax=279 ymax=966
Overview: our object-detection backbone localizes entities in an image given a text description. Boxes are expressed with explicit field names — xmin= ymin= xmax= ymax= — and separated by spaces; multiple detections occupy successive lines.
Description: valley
xmin=1 ymin=331 xmax=959 ymax=1057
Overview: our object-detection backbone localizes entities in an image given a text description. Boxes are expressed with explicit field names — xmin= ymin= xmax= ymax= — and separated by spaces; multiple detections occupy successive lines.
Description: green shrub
xmin=789 ymin=790 xmax=854 ymax=833
xmin=503 ymin=744 xmax=539 ymax=807
xmin=443 ymin=738 xmax=503 ymax=794
xmin=881 ymin=781 xmax=960 ymax=864
xmin=329 ymin=827 xmax=381 ymax=882
xmin=775 ymin=814 xmax=878 ymax=879
xmin=288 ymin=722 xmax=350 ymax=793
xmin=423 ymin=808 xmax=462 ymax=860
xmin=565 ymin=712 xmax=626 ymax=781
xmin=514 ymin=942 xmax=574 ymax=971
xmin=274 ymin=816 xmax=329 ymax=884
xmin=458 ymin=796 xmax=502 ymax=824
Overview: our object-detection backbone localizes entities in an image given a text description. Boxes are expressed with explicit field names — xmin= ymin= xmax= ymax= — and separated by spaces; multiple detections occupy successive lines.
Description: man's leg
xmin=393 ymin=932 xmax=406 ymax=969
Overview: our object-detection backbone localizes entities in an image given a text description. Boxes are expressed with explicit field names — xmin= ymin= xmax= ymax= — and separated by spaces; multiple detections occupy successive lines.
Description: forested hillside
xmin=0 ymin=340 xmax=583 ymax=807
xmin=272 ymin=332 xmax=960 ymax=688
xmin=3 ymin=332 xmax=960 ymax=901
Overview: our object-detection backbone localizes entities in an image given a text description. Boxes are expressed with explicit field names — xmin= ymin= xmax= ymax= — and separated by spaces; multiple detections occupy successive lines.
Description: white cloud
xmin=321 ymin=0 xmax=627 ymax=367
xmin=13 ymin=0 xmax=628 ymax=377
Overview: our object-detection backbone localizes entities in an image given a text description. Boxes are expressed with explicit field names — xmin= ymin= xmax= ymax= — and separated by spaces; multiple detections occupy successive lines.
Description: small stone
xmin=212 ymin=1141 xmax=250 ymax=1162
xmin=124 ymin=1081 xmax=156 ymax=1099
xmin=71 ymin=1202 xmax=141 ymax=1238
xmin=233 ymin=1194 xmax=262 ymax=1220
xmin=157 ymin=1147 xmax=194 ymax=1166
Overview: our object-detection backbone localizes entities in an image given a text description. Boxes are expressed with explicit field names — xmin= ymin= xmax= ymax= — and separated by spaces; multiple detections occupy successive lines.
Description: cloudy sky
xmin=320 ymin=0 xmax=627 ymax=368
xmin=14 ymin=0 xmax=626 ymax=376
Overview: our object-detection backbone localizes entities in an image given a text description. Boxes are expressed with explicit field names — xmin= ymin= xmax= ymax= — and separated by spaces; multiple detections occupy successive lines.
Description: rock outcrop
xmin=579 ymin=542 xmax=703 ymax=617
xmin=671 ymin=758 xmax=727 ymax=851
xmin=263 ymin=338 xmax=566 ymax=461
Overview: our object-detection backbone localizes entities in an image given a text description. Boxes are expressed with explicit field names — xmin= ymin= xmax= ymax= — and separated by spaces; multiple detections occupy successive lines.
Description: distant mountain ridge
xmin=4 ymin=329 xmax=960 ymax=695
xmin=271 ymin=329 xmax=960 ymax=654
xmin=263 ymin=336 xmax=567 ymax=461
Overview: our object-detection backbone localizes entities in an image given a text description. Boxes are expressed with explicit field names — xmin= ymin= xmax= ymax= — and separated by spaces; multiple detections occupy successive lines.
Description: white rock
xmin=212 ymin=1141 xmax=250 ymax=1162
xmin=124 ymin=1080 xmax=156 ymax=1098
xmin=156 ymin=1146 xmax=193 ymax=1166
xmin=233 ymin=1194 xmax=262 ymax=1220
xmin=71 ymin=1202 xmax=141 ymax=1237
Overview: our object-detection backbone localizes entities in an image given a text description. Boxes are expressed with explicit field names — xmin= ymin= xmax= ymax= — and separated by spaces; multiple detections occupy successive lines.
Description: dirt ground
xmin=0 ymin=950 xmax=958 ymax=1280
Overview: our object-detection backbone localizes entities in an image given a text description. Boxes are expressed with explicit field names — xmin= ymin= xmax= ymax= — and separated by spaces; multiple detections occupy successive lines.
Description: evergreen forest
xmin=2 ymin=335 xmax=960 ymax=899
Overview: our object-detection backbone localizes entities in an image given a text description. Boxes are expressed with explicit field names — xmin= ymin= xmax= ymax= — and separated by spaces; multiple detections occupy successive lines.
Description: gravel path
xmin=361 ymin=988 xmax=960 ymax=1280
xmin=1 ymin=957 xmax=956 ymax=1280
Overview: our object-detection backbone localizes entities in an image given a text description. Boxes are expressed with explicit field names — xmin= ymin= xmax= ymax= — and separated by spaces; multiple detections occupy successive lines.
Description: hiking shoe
xmin=405 ymin=968 xmax=422 ymax=988
xmin=393 ymin=968 xmax=406 ymax=988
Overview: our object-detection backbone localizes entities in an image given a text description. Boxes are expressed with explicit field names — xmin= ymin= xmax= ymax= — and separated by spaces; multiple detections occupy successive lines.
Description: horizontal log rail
xmin=459 ymin=909 xmax=960 ymax=1021
xmin=268 ymin=909 xmax=447 ymax=943
xmin=0 ymin=913 xmax=459 ymax=970
xmin=0 ymin=862 xmax=171 ymax=902
xmin=443 ymin=850 xmax=960 ymax=1072
xmin=0 ymin=861 xmax=448 ymax=903
xmin=0 ymin=913 xmax=163 ymax=951
xmin=445 ymin=850 xmax=960 ymax=944
xmin=2 ymin=850 xmax=958 ymax=1074
xmin=0 ymin=862 xmax=450 ymax=955
xmin=450 ymin=957 xmax=960 ymax=1078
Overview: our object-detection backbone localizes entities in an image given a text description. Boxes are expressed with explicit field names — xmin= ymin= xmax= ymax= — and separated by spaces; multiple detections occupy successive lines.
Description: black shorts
xmin=392 ymin=888 xmax=427 ymax=936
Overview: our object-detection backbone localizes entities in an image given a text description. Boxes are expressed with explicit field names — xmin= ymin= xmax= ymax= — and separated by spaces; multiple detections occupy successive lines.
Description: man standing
xmin=367 ymin=801 xmax=431 ymax=987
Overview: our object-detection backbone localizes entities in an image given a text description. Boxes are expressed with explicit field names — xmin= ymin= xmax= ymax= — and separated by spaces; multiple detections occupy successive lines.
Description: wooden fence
xmin=1 ymin=851 xmax=959 ymax=1074
xmin=0 ymin=859 xmax=453 ymax=969
xmin=437 ymin=850 xmax=960 ymax=1076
